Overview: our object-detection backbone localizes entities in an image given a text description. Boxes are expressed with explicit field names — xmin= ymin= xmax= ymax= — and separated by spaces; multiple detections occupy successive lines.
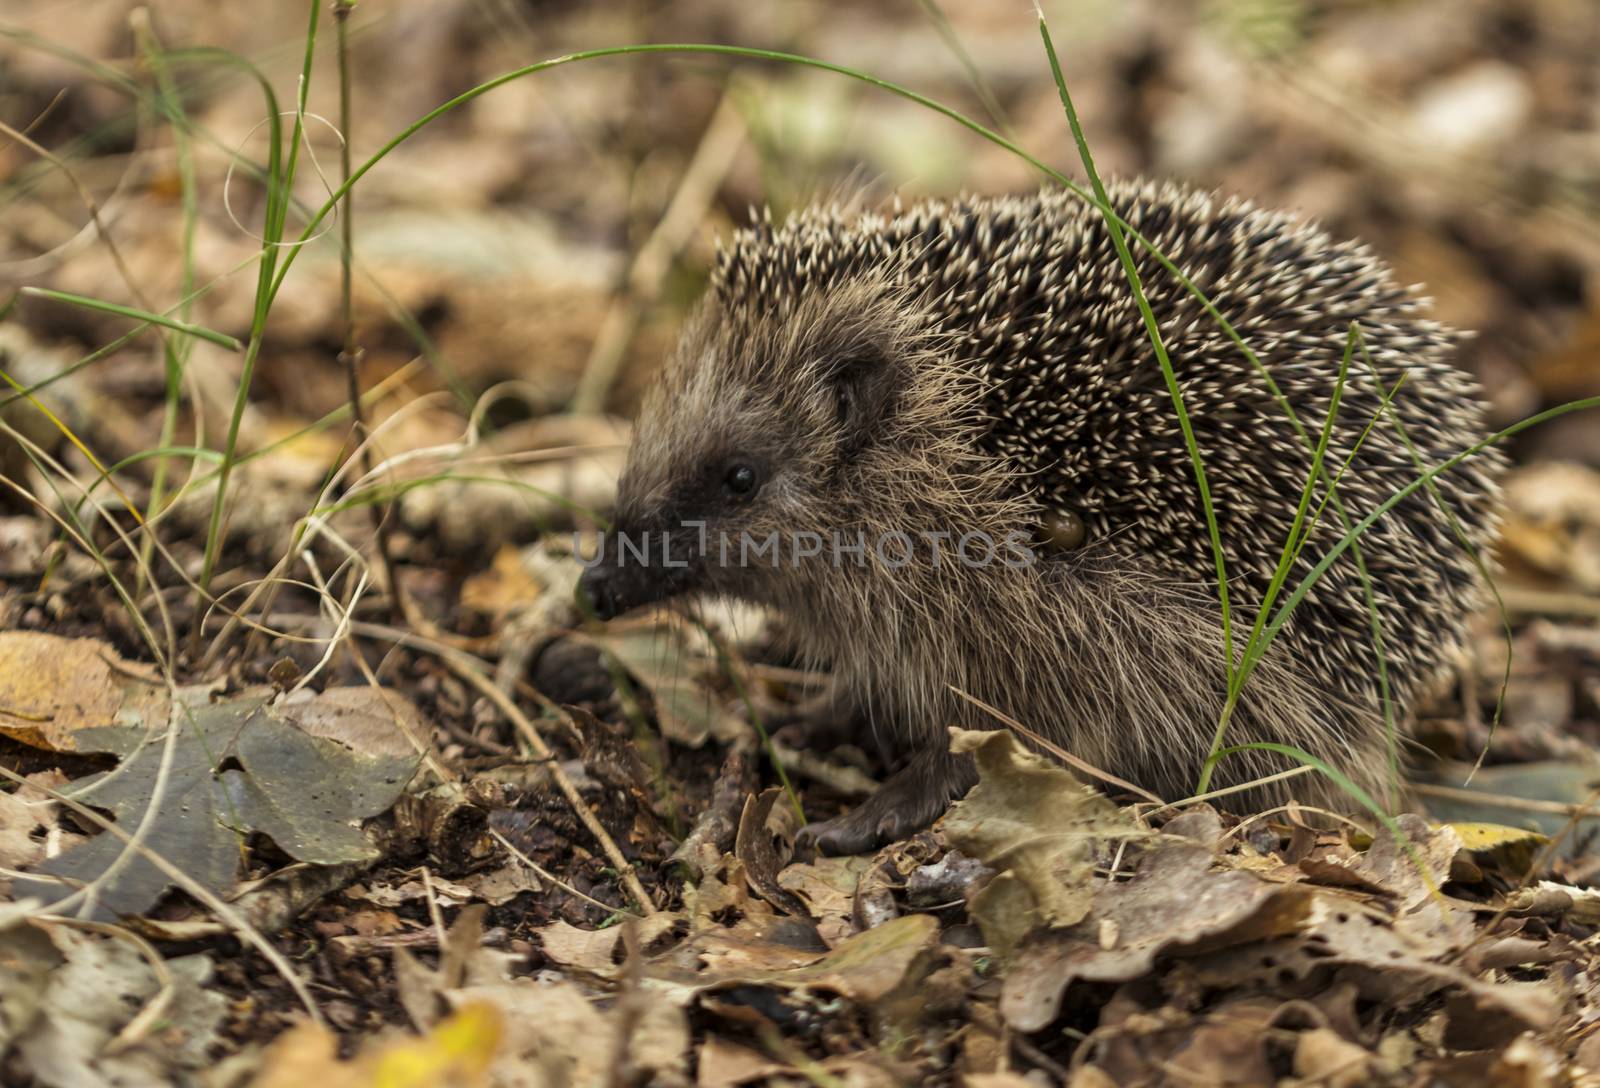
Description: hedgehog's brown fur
xmin=584 ymin=180 xmax=1505 ymax=854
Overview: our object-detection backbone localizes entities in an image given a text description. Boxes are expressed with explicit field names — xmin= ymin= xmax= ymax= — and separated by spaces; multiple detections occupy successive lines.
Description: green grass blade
xmin=19 ymin=288 xmax=241 ymax=351
xmin=1200 ymin=325 xmax=1358 ymax=789
xmin=194 ymin=1 xmax=319 ymax=627
xmin=311 ymin=472 xmax=604 ymax=524
xmin=264 ymin=42 xmax=1089 ymax=306
xmin=1210 ymin=740 xmax=1437 ymax=896
xmin=1037 ymin=16 xmax=1236 ymax=698
xmin=1355 ymin=333 xmax=1514 ymax=781
xmin=914 ymin=0 xmax=1012 ymax=135
xmin=137 ymin=17 xmax=204 ymax=622
xmin=1256 ymin=396 xmax=1600 ymax=670
xmin=1247 ymin=325 xmax=1357 ymax=638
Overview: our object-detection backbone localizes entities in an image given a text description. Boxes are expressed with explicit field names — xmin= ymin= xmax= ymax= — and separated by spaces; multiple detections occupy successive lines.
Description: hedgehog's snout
xmin=576 ymin=561 xmax=625 ymax=620
xmin=576 ymin=521 xmax=706 ymax=621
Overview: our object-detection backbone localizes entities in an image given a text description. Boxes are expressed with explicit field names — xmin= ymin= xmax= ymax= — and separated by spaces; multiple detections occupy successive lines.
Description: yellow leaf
xmin=369 ymin=1001 xmax=503 ymax=1088
xmin=1447 ymin=822 xmax=1549 ymax=852
xmin=251 ymin=1003 xmax=502 ymax=1088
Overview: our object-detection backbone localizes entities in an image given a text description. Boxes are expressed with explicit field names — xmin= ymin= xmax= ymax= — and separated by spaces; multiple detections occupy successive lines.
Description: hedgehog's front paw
xmin=797 ymin=748 xmax=976 ymax=856
xmin=796 ymin=805 xmax=907 ymax=857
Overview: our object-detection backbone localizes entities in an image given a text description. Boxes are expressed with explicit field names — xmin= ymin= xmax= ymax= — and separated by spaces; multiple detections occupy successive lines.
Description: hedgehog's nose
xmin=577 ymin=563 xmax=624 ymax=621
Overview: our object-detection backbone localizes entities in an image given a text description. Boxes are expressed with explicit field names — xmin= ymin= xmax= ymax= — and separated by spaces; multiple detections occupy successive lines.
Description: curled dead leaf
xmin=943 ymin=728 xmax=1147 ymax=932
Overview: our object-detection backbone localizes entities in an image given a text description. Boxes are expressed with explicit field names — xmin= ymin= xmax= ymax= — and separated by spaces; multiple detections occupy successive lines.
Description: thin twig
xmin=604 ymin=920 xmax=646 ymax=1088
xmin=947 ymin=685 xmax=1165 ymax=805
xmin=0 ymin=121 xmax=164 ymax=540
xmin=1454 ymin=776 xmax=1600 ymax=963
xmin=1143 ymin=765 xmax=1318 ymax=819
xmin=1214 ymin=804 xmax=1368 ymax=848
xmin=1495 ymin=587 xmax=1600 ymax=619
xmin=0 ymin=114 xmax=146 ymax=282
xmin=914 ymin=0 xmax=1012 ymax=135
xmin=197 ymin=363 xmax=427 ymax=670
xmin=332 ymin=0 xmax=408 ymax=625
xmin=570 ymin=88 xmax=745 ymax=414
xmin=348 ymin=621 xmax=657 ymax=915
xmin=419 ymin=865 xmax=449 ymax=950
xmin=1410 ymin=781 xmax=1600 ymax=819
xmin=490 ymin=828 xmax=643 ymax=919
xmin=47 ymin=919 xmax=174 ymax=1056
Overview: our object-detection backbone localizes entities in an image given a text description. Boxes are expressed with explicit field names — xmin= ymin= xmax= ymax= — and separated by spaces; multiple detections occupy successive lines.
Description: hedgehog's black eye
xmin=724 ymin=463 xmax=760 ymax=499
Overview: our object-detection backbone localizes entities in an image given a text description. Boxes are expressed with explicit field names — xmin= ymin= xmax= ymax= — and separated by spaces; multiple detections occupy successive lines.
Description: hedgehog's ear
xmin=825 ymin=346 xmax=894 ymax=454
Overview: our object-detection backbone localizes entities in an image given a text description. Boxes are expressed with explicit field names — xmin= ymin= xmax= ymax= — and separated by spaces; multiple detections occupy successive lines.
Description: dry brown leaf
xmin=394 ymin=907 xmax=520 ymax=1034
xmin=595 ymin=621 xmax=748 ymax=748
xmin=1512 ymin=881 xmax=1600 ymax=925
xmin=752 ymin=913 xmax=938 ymax=1003
xmin=943 ymin=728 xmax=1146 ymax=931
xmin=697 ymin=1035 xmax=782 ymax=1088
xmin=348 ymin=910 xmax=406 ymax=939
xmin=1450 ymin=822 xmax=1549 ymax=870
xmin=735 ymin=788 xmax=806 ymax=918
xmin=534 ymin=913 xmax=682 ymax=978
xmin=1000 ymin=838 xmax=1315 ymax=1032
xmin=777 ymin=855 xmax=874 ymax=945
xmin=0 ymin=632 xmax=167 ymax=751
xmin=1063 ymin=1067 xmax=1119 ymax=1088
xmin=349 ymin=877 xmax=476 ymax=909
xmin=15 ymin=694 xmax=417 ymax=920
xmin=0 ymin=771 xmax=73 ymax=873
xmin=1088 ymin=993 xmax=1279 ymax=1087
xmin=967 ymin=872 xmax=1038 ymax=963
xmin=641 ymin=882 xmax=933 ymax=1013
xmin=621 ymin=998 xmax=692 ymax=1084
xmin=442 ymin=979 xmax=614 ymax=1087
xmin=684 ymin=914 xmax=832 ymax=981
xmin=695 ymin=1035 xmax=903 ymax=1088
xmin=1294 ymin=1027 xmax=1375 ymax=1088
xmin=0 ymin=922 xmax=61 ymax=1052
xmin=458 ymin=865 xmax=542 ymax=908
xmin=1299 ymin=814 xmax=1460 ymax=910
xmin=279 ymin=685 xmax=433 ymax=762
xmin=0 ymin=516 xmax=51 ymax=579
xmin=12 ymin=926 xmax=225 ymax=1087
xmin=1487 ymin=1033 xmax=1566 ymax=1088
xmin=249 ymin=1022 xmax=359 ymax=1088
xmin=1501 ymin=461 xmax=1600 ymax=591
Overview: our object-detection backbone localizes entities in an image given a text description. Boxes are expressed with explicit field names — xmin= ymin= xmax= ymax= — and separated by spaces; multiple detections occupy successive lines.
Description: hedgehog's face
xmin=577 ymin=278 xmax=924 ymax=619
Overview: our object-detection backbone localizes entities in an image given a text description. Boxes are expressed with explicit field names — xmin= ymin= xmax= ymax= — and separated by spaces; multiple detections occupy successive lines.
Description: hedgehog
xmin=576 ymin=180 xmax=1504 ymax=855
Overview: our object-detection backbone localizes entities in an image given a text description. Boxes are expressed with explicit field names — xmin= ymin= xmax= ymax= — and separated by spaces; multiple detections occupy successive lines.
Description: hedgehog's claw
xmin=798 ymin=747 xmax=977 ymax=856
xmin=795 ymin=814 xmax=880 ymax=857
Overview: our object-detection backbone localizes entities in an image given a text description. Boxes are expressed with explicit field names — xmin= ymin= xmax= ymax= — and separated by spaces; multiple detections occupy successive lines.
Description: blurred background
xmin=1 ymin=0 xmax=1598 ymax=580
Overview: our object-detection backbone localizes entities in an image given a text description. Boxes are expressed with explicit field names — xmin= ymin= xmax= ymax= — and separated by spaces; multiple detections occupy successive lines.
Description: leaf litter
xmin=2 ymin=919 xmax=226 ymax=1088
xmin=4 ymin=605 xmax=1600 ymax=1084
xmin=5 ymin=637 xmax=420 ymax=920
xmin=237 ymin=713 xmax=1600 ymax=1083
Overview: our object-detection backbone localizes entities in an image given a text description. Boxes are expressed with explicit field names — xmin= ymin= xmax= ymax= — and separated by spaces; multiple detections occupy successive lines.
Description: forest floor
xmin=2 ymin=1 xmax=1600 ymax=1085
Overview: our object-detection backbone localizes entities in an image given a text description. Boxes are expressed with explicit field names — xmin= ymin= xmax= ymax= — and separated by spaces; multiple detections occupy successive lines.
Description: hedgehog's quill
xmin=579 ymin=182 xmax=1504 ymax=854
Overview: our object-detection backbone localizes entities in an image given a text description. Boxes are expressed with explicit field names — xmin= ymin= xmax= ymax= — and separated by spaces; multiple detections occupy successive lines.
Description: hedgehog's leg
xmin=797 ymin=746 xmax=978 ymax=856
xmin=769 ymin=681 xmax=862 ymax=752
